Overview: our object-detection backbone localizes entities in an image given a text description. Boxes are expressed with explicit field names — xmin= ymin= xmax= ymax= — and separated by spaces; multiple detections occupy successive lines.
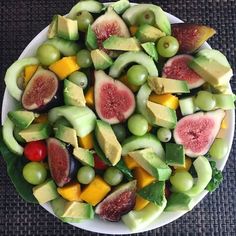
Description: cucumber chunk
xmin=4 ymin=57 xmax=39 ymax=101
xmin=2 ymin=117 xmax=24 ymax=155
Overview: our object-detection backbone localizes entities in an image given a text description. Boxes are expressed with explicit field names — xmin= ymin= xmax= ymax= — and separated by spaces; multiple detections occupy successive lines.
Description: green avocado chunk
xmin=165 ymin=143 xmax=185 ymax=167
xmin=91 ymin=49 xmax=113 ymax=70
xmin=48 ymin=15 xmax=58 ymax=39
xmin=33 ymin=179 xmax=59 ymax=204
xmin=165 ymin=192 xmax=193 ymax=211
xmin=141 ymin=42 xmax=158 ymax=62
xmin=86 ymin=25 xmax=98 ymax=50
xmin=122 ymin=4 xmax=171 ymax=35
xmin=122 ymin=198 xmax=167 ymax=232
xmin=8 ymin=110 xmax=36 ymax=129
xmin=73 ymin=147 xmax=94 ymax=167
xmin=128 ymin=148 xmax=171 ymax=181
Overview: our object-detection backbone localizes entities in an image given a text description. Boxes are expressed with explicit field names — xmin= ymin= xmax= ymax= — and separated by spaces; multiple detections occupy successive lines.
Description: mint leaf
xmin=138 ymin=181 xmax=165 ymax=205
xmin=205 ymin=161 xmax=223 ymax=192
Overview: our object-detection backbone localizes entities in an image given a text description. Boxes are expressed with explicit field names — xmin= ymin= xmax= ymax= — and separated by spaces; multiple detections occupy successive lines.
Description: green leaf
xmin=205 ymin=161 xmax=223 ymax=192
xmin=138 ymin=181 xmax=165 ymax=205
xmin=0 ymin=127 xmax=38 ymax=203
xmin=93 ymin=136 xmax=133 ymax=180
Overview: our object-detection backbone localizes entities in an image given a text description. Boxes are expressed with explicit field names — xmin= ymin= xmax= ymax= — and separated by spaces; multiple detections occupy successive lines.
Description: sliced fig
xmin=171 ymin=23 xmax=216 ymax=54
xmin=162 ymin=55 xmax=205 ymax=89
xmin=22 ymin=67 xmax=62 ymax=112
xmin=47 ymin=138 xmax=76 ymax=187
xmin=92 ymin=7 xmax=130 ymax=56
xmin=95 ymin=180 xmax=136 ymax=222
xmin=94 ymin=70 xmax=135 ymax=124
xmin=173 ymin=109 xmax=225 ymax=157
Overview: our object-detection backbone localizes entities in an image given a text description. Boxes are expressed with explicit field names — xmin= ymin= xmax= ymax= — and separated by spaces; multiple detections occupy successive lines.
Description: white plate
xmin=1 ymin=3 xmax=235 ymax=235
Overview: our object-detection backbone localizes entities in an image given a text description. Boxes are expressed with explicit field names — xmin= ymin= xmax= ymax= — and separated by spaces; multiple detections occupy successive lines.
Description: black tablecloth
xmin=0 ymin=1 xmax=235 ymax=235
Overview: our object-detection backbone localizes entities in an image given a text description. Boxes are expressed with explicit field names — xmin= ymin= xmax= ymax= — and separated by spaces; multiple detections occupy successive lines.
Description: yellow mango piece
xmin=78 ymin=132 xmax=94 ymax=149
xmin=129 ymin=26 xmax=138 ymax=36
xmin=49 ymin=56 xmax=80 ymax=80
xmin=57 ymin=182 xmax=81 ymax=202
xmin=149 ymin=93 xmax=179 ymax=110
xmin=119 ymin=75 xmax=139 ymax=92
xmin=24 ymin=65 xmax=38 ymax=87
xmin=134 ymin=167 xmax=156 ymax=190
xmin=85 ymin=86 xmax=94 ymax=108
xmin=80 ymin=176 xmax=111 ymax=206
xmin=174 ymin=157 xmax=192 ymax=171
xmin=134 ymin=195 xmax=149 ymax=211
xmin=221 ymin=118 xmax=227 ymax=129
xmin=123 ymin=155 xmax=140 ymax=170
xmin=33 ymin=113 xmax=48 ymax=124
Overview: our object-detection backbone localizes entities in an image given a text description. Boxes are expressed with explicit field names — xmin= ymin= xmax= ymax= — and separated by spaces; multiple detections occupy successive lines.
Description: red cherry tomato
xmin=24 ymin=140 xmax=47 ymax=162
xmin=93 ymin=154 xmax=107 ymax=170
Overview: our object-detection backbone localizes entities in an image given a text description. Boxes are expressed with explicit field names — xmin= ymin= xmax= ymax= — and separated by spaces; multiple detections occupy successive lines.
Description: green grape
xmin=76 ymin=11 xmax=94 ymax=32
xmin=68 ymin=71 xmax=88 ymax=89
xmin=104 ymin=167 xmax=123 ymax=186
xmin=76 ymin=49 xmax=92 ymax=68
xmin=157 ymin=127 xmax=172 ymax=142
xmin=36 ymin=44 xmax=60 ymax=66
xmin=136 ymin=10 xmax=155 ymax=26
xmin=128 ymin=114 xmax=148 ymax=136
xmin=194 ymin=91 xmax=216 ymax=111
xmin=77 ymin=166 xmax=95 ymax=184
xmin=170 ymin=170 xmax=194 ymax=192
xmin=23 ymin=162 xmax=47 ymax=185
xmin=112 ymin=124 xmax=127 ymax=143
xmin=157 ymin=36 xmax=179 ymax=58
xmin=127 ymin=65 xmax=148 ymax=86
xmin=209 ymin=138 xmax=228 ymax=160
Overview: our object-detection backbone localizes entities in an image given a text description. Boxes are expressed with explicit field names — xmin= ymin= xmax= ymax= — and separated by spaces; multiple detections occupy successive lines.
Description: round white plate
xmin=1 ymin=3 xmax=235 ymax=235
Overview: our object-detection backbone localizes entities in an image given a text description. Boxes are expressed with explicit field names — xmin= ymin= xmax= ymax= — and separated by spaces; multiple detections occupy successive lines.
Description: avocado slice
xmin=64 ymin=79 xmax=86 ymax=107
xmin=2 ymin=117 xmax=23 ymax=155
xmin=147 ymin=101 xmax=177 ymax=129
xmin=73 ymin=147 xmax=94 ymax=167
xmin=165 ymin=192 xmax=193 ymax=211
xmin=48 ymin=15 xmax=58 ymax=39
xmin=19 ymin=123 xmax=51 ymax=142
xmin=103 ymin=36 xmax=141 ymax=51
xmin=112 ymin=0 xmax=130 ymax=14
xmin=189 ymin=55 xmax=233 ymax=87
xmin=165 ymin=143 xmax=185 ymax=167
xmin=95 ymin=120 xmax=122 ymax=166
xmin=109 ymin=51 xmax=158 ymax=78
xmin=91 ymin=49 xmax=113 ymax=70
xmin=8 ymin=110 xmax=36 ymax=129
xmin=68 ymin=1 xmax=103 ymax=19
xmin=128 ymin=148 xmax=172 ymax=181
xmin=33 ymin=179 xmax=59 ymax=204
xmin=147 ymin=77 xmax=190 ymax=94
xmin=57 ymin=15 xmax=79 ymax=41
xmin=122 ymin=198 xmax=167 ymax=232
xmin=141 ymin=42 xmax=158 ymax=62
xmin=86 ymin=25 xmax=98 ymax=50
xmin=55 ymin=124 xmax=78 ymax=148
xmin=135 ymin=24 xmax=165 ymax=43
xmin=122 ymin=4 xmax=171 ymax=35
xmin=122 ymin=133 xmax=165 ymax=160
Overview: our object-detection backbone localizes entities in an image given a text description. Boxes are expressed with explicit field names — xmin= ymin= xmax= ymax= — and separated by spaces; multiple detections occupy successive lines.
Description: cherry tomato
xmin=24 ymin=141 xmax=47 ymax=162
xmin=93 ymin=154 xmax=107 ymax=170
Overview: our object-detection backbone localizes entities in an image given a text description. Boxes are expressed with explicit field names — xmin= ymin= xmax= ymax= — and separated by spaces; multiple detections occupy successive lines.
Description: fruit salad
xmin=1 ymin=0 xmax=235 ymax=232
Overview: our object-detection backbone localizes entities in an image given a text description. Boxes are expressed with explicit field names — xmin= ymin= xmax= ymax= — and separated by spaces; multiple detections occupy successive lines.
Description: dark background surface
xmin=0 ymin=0 xmax=235 ymax=235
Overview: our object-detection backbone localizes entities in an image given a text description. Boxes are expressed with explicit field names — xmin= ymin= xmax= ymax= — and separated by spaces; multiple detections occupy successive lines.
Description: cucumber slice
xmin=68 ymin=1 xmax=104 ymax=19
xmin=122 ymin=133 xmax=165 ymax=160
xmin=184 ymin=156 xmax=212 ymax=197
xmin=2 ymin=117 xmax=23 ymax=155
xmin=4 ymin=57 xmax=39 ymax=101
xmin=214 ymin=94 xmax=235 ymax=110
xmin=44 ymin=37 xmax=80 ymax=56
xmin=136 ymin=83 xmax=153 ymax=124
xmin=179 ymin=97 xmax=200 ymax=116
xmin=109 ymin=51 xmax=158 ymax=78
xmin=48 ymin=105 xmax=96 ymax=138
xmin=112 ymin=0 xmax=130 ymax=15
xmin=122 ymin=198 xmax=167 ymax=232
xmin=122 ymin=4 xmax=171 ymax=35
